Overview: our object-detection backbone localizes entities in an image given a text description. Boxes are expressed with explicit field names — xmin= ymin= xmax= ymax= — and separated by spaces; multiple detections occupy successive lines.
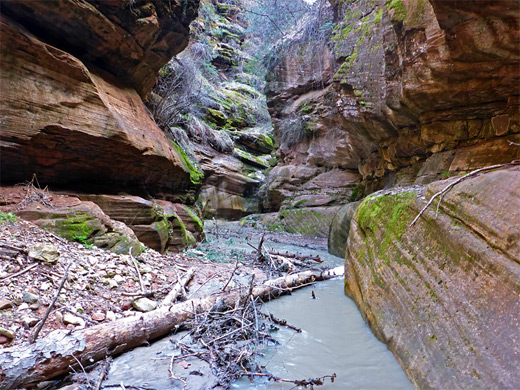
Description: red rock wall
xmin=265 ymin=0 xmax=520 ymax=199
xmin=0 ymin=1 xmax=200 ymax=201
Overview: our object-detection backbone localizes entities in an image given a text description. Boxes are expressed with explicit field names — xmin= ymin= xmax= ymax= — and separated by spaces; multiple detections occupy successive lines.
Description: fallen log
xmin=267 ymin=250 xmax=323 ymax=263
xmin=0 ymin=267 xmax=343 ymax=389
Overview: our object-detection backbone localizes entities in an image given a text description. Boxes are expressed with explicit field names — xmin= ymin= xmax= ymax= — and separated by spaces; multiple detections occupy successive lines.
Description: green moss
xmin=184 ymin=206 xmax=204 ymax=232
xmin=299 ymin=105 xmax=313 ymax=114
xmin=171 ymin=141 xmax=204 ymax=185
xmin=374 ymin=8 xmax=383 ymax=24
xmin=206 ymin=108 xmax=227 ymax=126
xmin=387 ymin=0 xmax=407 ymax=22
xmin=356 ymin=191 xmax=416 ymax=264
xmin=349 ymin=183 xmax=366 ymax=202
xmin=55 ymin=213 xmax=98 ymax=245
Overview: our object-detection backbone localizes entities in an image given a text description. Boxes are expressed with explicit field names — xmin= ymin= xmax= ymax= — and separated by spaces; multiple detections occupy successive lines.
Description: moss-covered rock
xmin=345 ymin=168 xmax=520 ymax=388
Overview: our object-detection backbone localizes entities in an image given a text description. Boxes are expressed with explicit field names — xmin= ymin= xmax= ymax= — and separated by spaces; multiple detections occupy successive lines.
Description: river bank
xmin=1 ymin=218 xmax=356 ymax=389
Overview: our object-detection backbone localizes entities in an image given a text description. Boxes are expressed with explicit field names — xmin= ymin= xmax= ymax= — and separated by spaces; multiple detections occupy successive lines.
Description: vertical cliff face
xmin=0 ymin=0 xmax=205 ymax=253
xmin=265 ymin=0 xmax=519 ymax=197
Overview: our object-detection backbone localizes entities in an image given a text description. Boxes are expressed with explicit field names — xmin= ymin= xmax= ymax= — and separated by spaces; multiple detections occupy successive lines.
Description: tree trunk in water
xmin=0 ymin=267 xmax=343 ymax=389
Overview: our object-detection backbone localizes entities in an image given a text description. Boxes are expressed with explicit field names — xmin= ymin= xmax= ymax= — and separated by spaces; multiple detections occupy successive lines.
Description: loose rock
xmin=131 ymin=297 xmax=157 ymax=312
xmin=91 ymin=312 xmax=105 ymax=322
xmin=28 ymin=243 xmax=60 ymax=264
xmin=0 ymin=328 xmax=15 ymax=340
xmin=22 ymin=316 xmax=39 ymax=327
xmin=63 ymin=313 xmax=85 ymax=327
xmin=22 ymin=291 xmax=39 ymax=304
xmin=0 ymin=299 xmax=13 ymax=310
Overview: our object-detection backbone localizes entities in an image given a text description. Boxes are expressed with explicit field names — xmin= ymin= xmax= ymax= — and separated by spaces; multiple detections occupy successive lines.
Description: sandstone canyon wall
xmin=265 ymin=0 xmax=519 ymax=204
xmin=0 ymin=0 xmax=205 ymax=253
xmin=263 ymin=0 xmax=520 ymax=387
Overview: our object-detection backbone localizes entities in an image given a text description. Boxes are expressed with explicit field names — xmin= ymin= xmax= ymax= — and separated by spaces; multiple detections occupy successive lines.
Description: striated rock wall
xmin=345 ymin=166 xmax=520 ymax=388
xmin=265 ymin=0 xmax=520 ymax=201
xmin=1 ymin=0 xmax=198 ymax=97
xmin=0 ymin=0 xmax=204 ymax=252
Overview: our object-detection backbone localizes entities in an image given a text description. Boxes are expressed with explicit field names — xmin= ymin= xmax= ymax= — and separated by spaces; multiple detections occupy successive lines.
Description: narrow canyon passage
xmin=1 ymin=0 xmax=519 ymax=389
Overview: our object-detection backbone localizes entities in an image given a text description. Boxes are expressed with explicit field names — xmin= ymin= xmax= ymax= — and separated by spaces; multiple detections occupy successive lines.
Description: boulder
xmin=345 ymin=166 xmax=520 ymax=388
xmin=196 ymin=145 xmax=262 ymax=219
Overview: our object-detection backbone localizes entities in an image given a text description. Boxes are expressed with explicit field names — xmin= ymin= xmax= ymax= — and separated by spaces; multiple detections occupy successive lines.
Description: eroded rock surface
xmin=0 ymin=13 xmax=198 ymax=199
xmin=265 ymin=0 xmax=520 ymax=201
xmin=1 ymin=0 xmax=199 ymax=97
xmin=345 ymin=166 xmax=520 ymax=389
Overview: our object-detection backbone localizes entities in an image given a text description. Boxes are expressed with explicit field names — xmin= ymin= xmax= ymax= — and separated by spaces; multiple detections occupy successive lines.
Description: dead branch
xmin=0 ymin=242 xmax=27 ymax=254
xmin=161 ymin=268 xmax=195 ymax=307
xmin=242 ymin=371 xmax=337 ymax=387
xmin=129 ymin=249 xmax=145 ymax=294
xmin=267 ymin=250 xmax=323 ymax=263
xmin=0 ymin=263 xmax=37 ymax=281
xmin=168 ymin=356 xmax=187 ymax=389
xmin=94 ymin=358 xmax=111 ymax=390
xmin=0 ymin=267 xmax=343 ymax=388
xmin=262 ymin=313 xmax=302 ymax=333
xmin=222 ymin=258 xmax=240 ymax=292
xmin=30 ymin=260 xmax=72 ymax=343
xmin=410 ymin=161 xmax=520 ymax=226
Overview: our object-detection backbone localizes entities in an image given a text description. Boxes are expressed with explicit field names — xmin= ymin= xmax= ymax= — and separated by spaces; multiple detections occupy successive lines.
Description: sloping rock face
xmin=0 ymin=187 xmax=143 ymax=256
xmin=265 ymin=0 xmax=519 ymax=202
xmin=1 ymin=1 xmax=200 ymax=200
xmin=345 ymin=166 xmax=520 ymax=389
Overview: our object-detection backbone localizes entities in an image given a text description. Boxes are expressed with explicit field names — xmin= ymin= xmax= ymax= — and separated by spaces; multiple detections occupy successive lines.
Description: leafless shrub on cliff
xmin=186 ymin=117 xmax=234 ymax=153
xmin=151 ymin=56 xmax=214 ymax=130
xmin=276 ymin=114 xmax=310 ymax=150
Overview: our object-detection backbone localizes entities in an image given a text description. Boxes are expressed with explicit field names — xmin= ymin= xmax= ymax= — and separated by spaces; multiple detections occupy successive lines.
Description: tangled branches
xmin=174 ymin=293 xmax=275 ymax=387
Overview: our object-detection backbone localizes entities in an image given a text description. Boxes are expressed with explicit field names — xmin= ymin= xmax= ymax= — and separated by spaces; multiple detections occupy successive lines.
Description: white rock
xmin=106 ymin=311 xmax=116 ymax=322
xmin=63 ymin=313 xmax=85 ymax=327
xmin=131 ymin=298 xmax=157 ymax=312
xmin=113 ymin=275 xmax=125 ymax=284
xmin=106 ymin=279 xmax=118 ymax=289
xmin=28 ymin=244 xmax=60 ymax=264
xmin=40 ymin=282 xmax=51 ymax=291
xmin=22 ymin=316 xmax=39 ymax=327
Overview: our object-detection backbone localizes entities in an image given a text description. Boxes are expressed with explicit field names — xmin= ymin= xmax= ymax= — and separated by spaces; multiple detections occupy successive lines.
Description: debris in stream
xmin=242 ymin=371 xmax=337 ymax=389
